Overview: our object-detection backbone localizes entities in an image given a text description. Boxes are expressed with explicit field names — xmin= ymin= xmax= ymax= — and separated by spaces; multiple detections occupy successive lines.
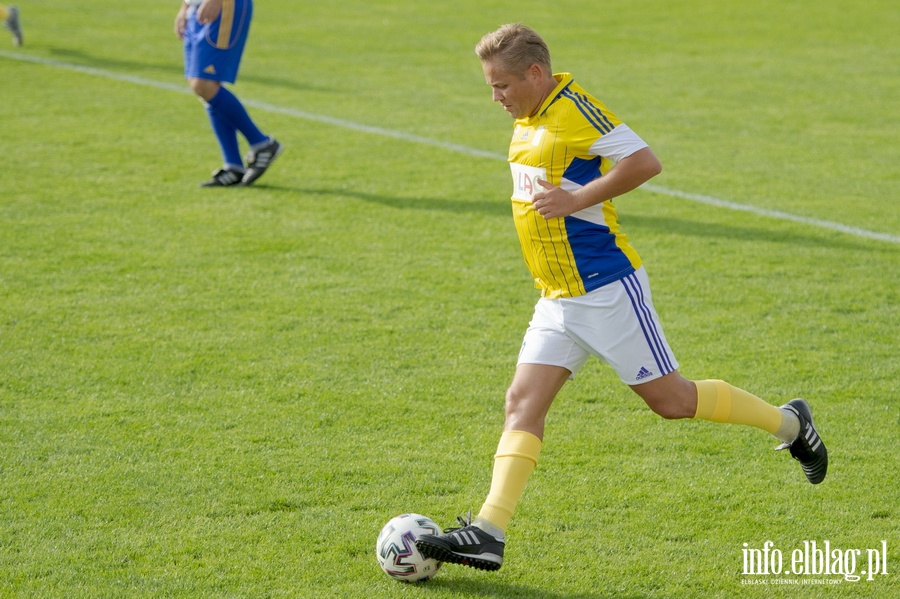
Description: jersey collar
xmin=537 ymin=72 xmax=574 ymax=117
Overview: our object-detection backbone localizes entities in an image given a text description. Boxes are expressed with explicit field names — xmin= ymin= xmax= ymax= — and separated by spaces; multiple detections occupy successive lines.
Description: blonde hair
xmin=475 ymin=23 xmax=551 ymax=75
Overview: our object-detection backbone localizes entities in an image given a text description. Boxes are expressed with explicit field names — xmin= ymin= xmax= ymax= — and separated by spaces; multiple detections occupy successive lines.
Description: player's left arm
xmin=531 ymin=147 xmax=662 ymax=220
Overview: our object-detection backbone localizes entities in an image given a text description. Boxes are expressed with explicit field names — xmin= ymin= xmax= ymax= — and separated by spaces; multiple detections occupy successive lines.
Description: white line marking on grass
xmin=640 ymin=184 xmax=900 ymax=244
xmin=4 ymin=50 xmax=898 ymax=244
xmin=244 ymin=98 xmax=507 ymax=161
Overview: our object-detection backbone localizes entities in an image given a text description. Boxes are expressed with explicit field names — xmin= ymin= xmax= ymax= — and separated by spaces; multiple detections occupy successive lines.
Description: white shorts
xmin=517 ymin=267 xmax=679 ymax=385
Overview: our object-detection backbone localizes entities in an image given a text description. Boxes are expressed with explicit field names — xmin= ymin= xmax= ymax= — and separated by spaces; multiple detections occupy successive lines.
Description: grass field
xmin=1 ymin=1 xmax=898 ymax=597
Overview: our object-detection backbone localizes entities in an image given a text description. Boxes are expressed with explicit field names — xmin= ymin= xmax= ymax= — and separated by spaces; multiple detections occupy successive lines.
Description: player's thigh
xmin=518 ymin=297 xmax=591 ymax=378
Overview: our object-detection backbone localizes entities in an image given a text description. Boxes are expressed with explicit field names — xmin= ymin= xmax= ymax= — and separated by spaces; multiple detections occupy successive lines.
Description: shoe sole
xmin=200 ymin=175 xmax=244 ymax=187
xmin=415 ymin=540 xmax=502 ymax=571
xmin=200 ymin=180 xmax=242 ymax=187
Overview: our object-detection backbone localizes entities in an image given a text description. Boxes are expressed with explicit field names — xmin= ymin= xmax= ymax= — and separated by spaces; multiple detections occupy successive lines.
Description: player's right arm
xmin=531 ymin=147 xmax=662 ymax=220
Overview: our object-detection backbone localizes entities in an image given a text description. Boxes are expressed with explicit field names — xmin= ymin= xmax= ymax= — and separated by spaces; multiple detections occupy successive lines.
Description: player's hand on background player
xmin=197 ymin=0 xmax=224 ymax=25
xmin=174 ymin=4 xmax=188 ymax=39
xmin=532 ymin=179 xmax=581 ymax=220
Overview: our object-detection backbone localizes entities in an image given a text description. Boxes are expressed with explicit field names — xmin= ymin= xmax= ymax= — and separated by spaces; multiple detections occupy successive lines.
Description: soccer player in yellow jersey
xmin=1 ymin=4 xmax=22 ymax=47
xmin=416 ymin=23 xmax=828 ymax=572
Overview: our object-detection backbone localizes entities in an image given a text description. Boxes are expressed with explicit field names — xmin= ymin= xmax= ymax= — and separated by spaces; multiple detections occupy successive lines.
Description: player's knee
xmin=648 ymin=400 xmax=693 ymax=420
xmin=188 ymin=78 xmax=219 ymax=101
xmin=504 ymin=386 xmax=525 ymax=419
xmin=637 ymin=388 xmax=696 ymax=419
xmin=632 ymin=374 xmax=697 ymax=419
xmin=503 ymin=385 xmax=542 ymax=425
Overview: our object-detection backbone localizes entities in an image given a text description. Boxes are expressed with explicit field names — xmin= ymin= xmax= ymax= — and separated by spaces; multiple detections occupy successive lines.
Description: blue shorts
xmin=183 ymin=0 xmax=253 ymax=84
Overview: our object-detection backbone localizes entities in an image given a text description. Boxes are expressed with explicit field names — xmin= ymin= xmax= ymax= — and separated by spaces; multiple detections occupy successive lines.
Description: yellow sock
xmin=476 ymin=430 xmax=542 ymax=533
xmin=0 ymin=7 xmax=8 ymax=21
xmin=693 ymin=379 xmax=783 ymax=435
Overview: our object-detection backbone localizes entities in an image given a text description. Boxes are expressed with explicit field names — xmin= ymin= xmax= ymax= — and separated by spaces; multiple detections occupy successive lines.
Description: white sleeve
xmin=588 ymin=124 xmax=648 ymax=163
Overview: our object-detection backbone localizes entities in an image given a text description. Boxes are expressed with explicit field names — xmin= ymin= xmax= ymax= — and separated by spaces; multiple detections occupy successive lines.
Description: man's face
xmin=482 ymin=59 xmax=543 ymax=119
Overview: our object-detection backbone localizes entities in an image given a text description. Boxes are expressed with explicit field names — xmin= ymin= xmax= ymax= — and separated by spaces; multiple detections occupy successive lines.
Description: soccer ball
xmin=375 ymin=513 xmax=443 ymax=582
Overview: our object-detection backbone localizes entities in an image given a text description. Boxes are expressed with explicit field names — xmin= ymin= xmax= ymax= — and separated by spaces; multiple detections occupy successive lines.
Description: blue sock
xmin=207 ymin=86 xmax=268 ymax=147
xmin=205 ymin=103 xmax=244 ymax=170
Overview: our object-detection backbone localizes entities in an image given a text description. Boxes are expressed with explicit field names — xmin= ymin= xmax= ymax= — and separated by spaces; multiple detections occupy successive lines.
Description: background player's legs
xmin=2 ymin=5 xmax=23 ymax=46
xmin=188 ymin=77 xmax=276 ymax=185
xmin=189 ymin=78 xmax=242 ymax=185
xmin=204 ymin=85 xmax=269 ymax=149
xmin=190 ymin=78 xmax=268 ymax=152
xmin=206 ymin=85 xmax=282 ymax=185
xmin=205 ymin=103 xmax=244 ymax=172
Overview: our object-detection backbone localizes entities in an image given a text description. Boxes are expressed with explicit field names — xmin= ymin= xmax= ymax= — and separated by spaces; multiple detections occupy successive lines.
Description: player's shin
xmin=476 ymin=430 xmax=542 ymax=537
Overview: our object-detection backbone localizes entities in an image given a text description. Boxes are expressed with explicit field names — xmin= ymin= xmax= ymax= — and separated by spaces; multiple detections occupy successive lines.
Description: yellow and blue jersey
xmin=508 ymin=73 xmax=647 ymax=299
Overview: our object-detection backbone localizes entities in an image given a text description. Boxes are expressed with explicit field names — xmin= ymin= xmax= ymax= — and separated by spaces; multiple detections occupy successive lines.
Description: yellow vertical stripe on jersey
xmin=216 ymin=0 xmax=235 ymax=49
xmin=512 ymin=199 xmax=585 ymax=297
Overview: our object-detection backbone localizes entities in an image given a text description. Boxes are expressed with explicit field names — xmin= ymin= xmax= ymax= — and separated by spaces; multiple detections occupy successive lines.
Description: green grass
xmin=1 ymin=1 xmax=898 ymax=597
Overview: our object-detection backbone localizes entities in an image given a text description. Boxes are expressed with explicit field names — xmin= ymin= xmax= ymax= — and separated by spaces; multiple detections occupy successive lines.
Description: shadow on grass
xmin=241 ymin=184 xmax=898 ymax=254
xmin=244 ymin=184 xmax=511 ymax=217
xmin=622 ymin=213 xmax=897 ymax=253
xmin=420 ymin=576 xmax=644 ymax=599
xmin=46 ymin=47 xmax=335 ymax=94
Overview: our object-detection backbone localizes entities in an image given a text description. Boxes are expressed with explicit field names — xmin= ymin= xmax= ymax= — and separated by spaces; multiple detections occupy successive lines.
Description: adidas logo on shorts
xmin=635 ymin=366 xmax=653 ymax=381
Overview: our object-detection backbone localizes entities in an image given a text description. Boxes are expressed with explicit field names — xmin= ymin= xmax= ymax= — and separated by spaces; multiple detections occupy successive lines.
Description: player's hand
xmin=531 ymin=179 xmax=581 ymax=220
xmin=174 ymin=5 xmax=188 ymax=39
xmin=197 ymin=0 xmax=224 ymax=25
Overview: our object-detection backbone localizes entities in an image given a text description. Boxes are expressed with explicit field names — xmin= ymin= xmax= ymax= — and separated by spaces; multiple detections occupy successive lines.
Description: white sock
xmin=250 ymin=137 xmax=273 ymax=152
xmin=473 ymin=516 xmax=505 ymax=541
xmin=775 ymin=407 xmax=801 ymax=444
